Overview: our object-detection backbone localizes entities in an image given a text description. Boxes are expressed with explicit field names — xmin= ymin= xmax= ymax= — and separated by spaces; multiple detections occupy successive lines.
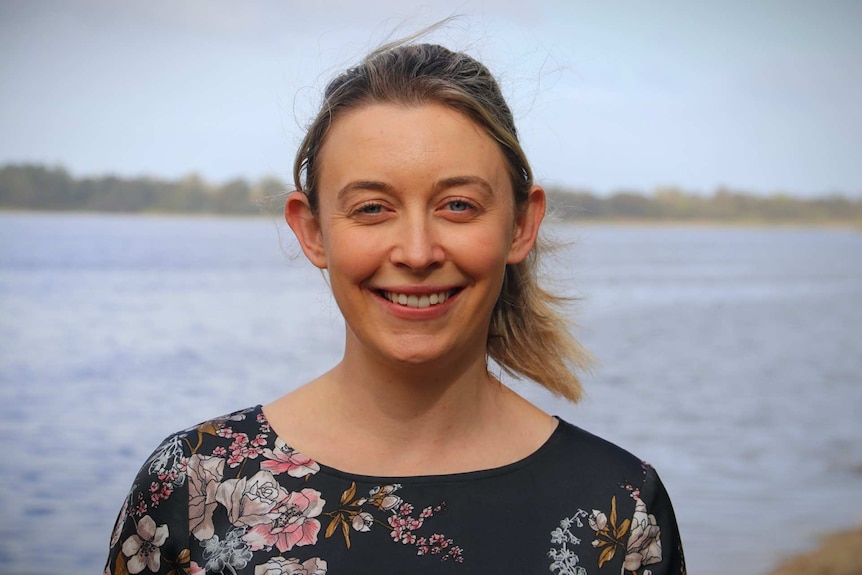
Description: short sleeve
xmin=622 ymin=464 xmax=687 ymax=575
xmin=105 ymin=433 xmax=192 ymax=575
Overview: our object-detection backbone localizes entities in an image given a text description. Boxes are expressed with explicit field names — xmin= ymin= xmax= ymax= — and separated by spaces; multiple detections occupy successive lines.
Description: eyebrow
xmin=336 ymin=180 xmax=393 ymax=201
xmin=434 ymin=176 xmax=494 ymax=197
xmin=336 ymin=175 xmax=494 ymax=201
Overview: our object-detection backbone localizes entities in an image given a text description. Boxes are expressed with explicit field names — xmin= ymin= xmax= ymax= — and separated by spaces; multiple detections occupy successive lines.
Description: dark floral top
xmin=106 ymin=406 xmax=686 ymax=575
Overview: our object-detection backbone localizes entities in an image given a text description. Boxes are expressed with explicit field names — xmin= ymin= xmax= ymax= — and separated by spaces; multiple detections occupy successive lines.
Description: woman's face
xmin=288 ymin=102 xmax=543 ymax=370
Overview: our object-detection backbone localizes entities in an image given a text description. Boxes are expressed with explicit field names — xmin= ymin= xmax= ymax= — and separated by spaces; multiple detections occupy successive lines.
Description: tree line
xmin=1 ymin=163 xmax=860 ymax=225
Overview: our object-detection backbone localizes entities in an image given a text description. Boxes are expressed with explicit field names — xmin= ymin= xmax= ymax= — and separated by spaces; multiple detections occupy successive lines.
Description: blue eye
xmin=356 ymin=203 xmax=384 ymax=215
xmin=448 ymin=200 xmax=471 ymax=212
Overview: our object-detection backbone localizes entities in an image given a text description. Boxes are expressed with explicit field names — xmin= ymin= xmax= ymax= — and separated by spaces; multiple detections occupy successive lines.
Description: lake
xmin=0 ymin=212 xmax=860 ymax=574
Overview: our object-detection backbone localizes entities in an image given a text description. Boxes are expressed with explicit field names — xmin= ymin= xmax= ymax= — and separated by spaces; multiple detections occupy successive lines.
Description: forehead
xmin=316 ymin=102 xmax=511 ymax=192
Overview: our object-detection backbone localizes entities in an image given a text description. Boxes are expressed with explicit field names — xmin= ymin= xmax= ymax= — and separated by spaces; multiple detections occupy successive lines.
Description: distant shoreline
xmin=2 ymin=164 xmax=860 ymax=227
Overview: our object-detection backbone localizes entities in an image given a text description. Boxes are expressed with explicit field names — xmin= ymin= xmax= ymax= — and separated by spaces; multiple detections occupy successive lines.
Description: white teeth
xmin=384 ymin=290 xmax=450 ymax=308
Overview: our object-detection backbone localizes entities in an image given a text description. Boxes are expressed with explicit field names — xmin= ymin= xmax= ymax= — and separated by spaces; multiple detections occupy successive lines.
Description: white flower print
xmin=216 ymin=469 xmax=291 ymax=528
xmin=548 ymin=511 xmax=588 ymax=575
xmin=121 ymin=515 xmax=168 ymax=574
xmin=623 ymin=496 xmax=662 ymax=571
xmin=589 ymin=509 xmax=608 ymax=532
xmin=254 ymin=556 xmax=327 ymax=575
xmin=110 ymin=494 xmax=130 ymax=548
xmin=188 ymin=453 xmax=225 ymax=540
xmin=147 ymin=434 xmax=188 ymax=487
xmin=201 ymin=528 xmax=253 ymax=574
xmin=351 ymin=512 xmax=374 ymax=532
xmin=367 ymin=484 xmax=403 ymax=511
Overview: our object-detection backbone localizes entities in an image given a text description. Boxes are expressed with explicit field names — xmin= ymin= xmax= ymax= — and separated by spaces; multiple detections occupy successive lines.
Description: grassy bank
xmin=767 ymin=525 xmax=862 ymax=575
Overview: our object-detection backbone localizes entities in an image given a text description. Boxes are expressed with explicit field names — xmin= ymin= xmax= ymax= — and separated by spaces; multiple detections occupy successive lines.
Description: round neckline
xmin=255 ymin=405 xmax=566 ymax=485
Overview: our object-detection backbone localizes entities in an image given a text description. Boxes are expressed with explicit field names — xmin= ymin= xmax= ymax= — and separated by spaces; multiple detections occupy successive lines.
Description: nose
xmin=390 ymin=216 xmax=445 ymax=271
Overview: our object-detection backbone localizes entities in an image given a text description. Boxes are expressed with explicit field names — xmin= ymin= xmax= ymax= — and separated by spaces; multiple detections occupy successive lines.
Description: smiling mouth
xmin=380 ymin=289 xmax=457 ymax=309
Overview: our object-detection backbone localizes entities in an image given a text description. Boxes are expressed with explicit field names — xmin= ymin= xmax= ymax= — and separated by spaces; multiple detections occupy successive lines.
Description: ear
xmin=285 ymin=191 xmax=327 ymax=269
xmin=507 ymin=185 xmax=546 ymax=264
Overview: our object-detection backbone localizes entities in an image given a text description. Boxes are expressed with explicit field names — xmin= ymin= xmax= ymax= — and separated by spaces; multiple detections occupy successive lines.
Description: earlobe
xmin=285 ymin=191 xmax=328 ymax=269
xmin=507 ymin=185 xmax=546 ymax=264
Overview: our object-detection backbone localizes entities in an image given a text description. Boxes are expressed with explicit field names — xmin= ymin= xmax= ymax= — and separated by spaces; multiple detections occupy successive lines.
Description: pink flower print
xmin=224 ymin=432 xmax=267 ymax=467
xmin=243 ymin=488 xmax=326 ymax=553
xmin=387 ymin=509 xmax=424 ymax=544
xmin=416 ymin=537 xmax=430 ymax=556
xmin=187 ymin=454 xmax=225 ymax=541
xmin=215 ymin=470 xmax=290 ymax=529
xmin=254 ymin=556 xmax=327 ymax=575
xmin=188 ymin=561 xmax=205 ymax=575
xmin=133 ymin=496 xmax=147 ymax=517
xmin=256 ymin=412 xmax=272 ymax=433
xmin=623 ymin=496 xmax=663 ymax=571
xmin=227 ymin=451 xmax=245 ymax=468
xmin=121 ymin=515 xmax=168 ymax=574
xmin=261 ymin=438 xmax=320 ymax=477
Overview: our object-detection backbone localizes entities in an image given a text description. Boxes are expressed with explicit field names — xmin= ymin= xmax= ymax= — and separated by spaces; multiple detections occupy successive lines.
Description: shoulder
xmin=551 ymin=417 xmax=650 ymax=481
xmin=135 ymin=405 xmax=269 ymax=487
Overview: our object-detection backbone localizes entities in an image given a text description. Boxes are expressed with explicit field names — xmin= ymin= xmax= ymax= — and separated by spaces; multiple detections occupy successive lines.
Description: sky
xmin=1 ymin=0 xmax=860 ymax=196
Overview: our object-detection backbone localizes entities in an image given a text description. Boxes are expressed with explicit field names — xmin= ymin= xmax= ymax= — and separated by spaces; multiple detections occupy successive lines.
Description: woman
xmin=106 ymin=42 xmax=685 ymax=574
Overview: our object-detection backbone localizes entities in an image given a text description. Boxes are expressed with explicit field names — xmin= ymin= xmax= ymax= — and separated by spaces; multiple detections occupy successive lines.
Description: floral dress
xmin=106 ymin=406 xmax=686 ymax=574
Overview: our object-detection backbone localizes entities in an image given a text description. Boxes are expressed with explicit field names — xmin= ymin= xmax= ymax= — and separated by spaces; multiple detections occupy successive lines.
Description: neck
xmin=325 ymin=341 xmax=501 ymax=446
xmin=264 ymin=330 xmax=554 ymax=476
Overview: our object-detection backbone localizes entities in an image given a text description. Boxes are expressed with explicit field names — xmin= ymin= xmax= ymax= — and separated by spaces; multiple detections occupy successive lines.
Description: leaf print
xmin=340 ymin=482 xmax=356 ymax=505
xmin=616 ymin=517 xmax=631 ymax=541
xmin=113 ymin=553 xmax=130 ymax=575
xmin=322 ymin=483 xmax=463 ymax=562
xmin=198 ymin=421 xmax=220 ymax=438
xmin=341 ymin=517 xmax=351 ymax=549
xmin=164 ymin=548 xmax=192 ymax=575
xmin=598 ymin=544 xmax=615 ymax=568
xmin=324 ymin=514 xmax=341 ymax=539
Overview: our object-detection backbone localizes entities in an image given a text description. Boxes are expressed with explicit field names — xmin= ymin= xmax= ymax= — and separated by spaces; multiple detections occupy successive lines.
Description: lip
xmin=372 ymin=286 xmax=463 ymax=319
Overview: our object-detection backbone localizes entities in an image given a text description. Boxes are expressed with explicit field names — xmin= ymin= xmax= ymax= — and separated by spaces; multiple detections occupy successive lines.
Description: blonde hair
xmin=293 ymin=42 xmax=590 ymax=402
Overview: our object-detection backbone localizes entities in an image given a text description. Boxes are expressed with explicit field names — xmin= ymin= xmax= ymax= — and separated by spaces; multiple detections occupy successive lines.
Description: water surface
xmin=1 ymin=213 xmax=860 ymax=574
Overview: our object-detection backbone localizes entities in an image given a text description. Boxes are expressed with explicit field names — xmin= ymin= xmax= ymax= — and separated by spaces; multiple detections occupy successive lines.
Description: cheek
xmin=458 ymin=220 xmax=514 ymax=264
xmin=323 ymin=229 xmax=381 ymax=281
